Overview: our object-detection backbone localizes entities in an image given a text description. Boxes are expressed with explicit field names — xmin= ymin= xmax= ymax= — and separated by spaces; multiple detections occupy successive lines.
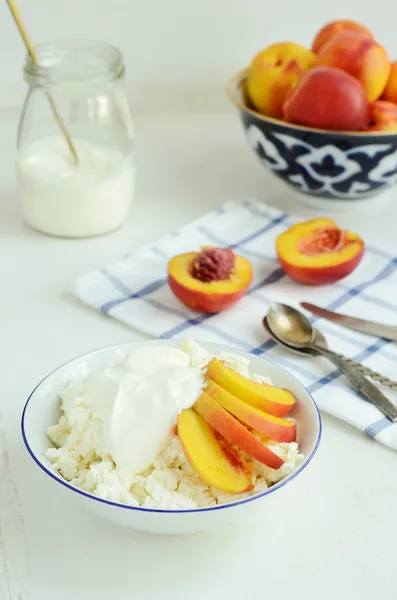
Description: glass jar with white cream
xmin=16 ymin=40 xmax=135 ymax=238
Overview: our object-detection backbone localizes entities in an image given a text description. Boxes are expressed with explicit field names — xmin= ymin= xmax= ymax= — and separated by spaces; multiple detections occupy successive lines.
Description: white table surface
xmin=1 ymin=104 xmax=397 ymax=600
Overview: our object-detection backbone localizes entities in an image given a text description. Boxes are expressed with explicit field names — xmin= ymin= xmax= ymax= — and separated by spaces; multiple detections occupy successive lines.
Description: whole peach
xmin=316 ymin=31 xmax=390 ymax=102
xmin=246 ymin=42 xmax=316 ymax=119
xmin=382 ymin=61 xmax=397 ymax=104
xmin=283 ymin=66 xmax=369 ymax=131
xmin=312 ymin=19 xmax=373 ymax=54
xmin=366 ymin=100 xmax=397 ymax=131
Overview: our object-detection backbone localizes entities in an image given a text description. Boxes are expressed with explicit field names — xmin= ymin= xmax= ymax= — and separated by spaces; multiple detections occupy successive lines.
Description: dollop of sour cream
xmin=70 ymin=347 xmax=205 ymax=475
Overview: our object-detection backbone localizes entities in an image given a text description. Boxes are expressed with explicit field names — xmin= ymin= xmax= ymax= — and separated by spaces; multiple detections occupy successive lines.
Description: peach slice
xmin=177 ymin=408 xmax=254 ymax=494
xmin=168 ymin=247 xmax=252 ymax=313
xmin=276 ymin=218 xmax=365 ymax=285
xmin=194 ymin=391 xmax=285 ymax=469
xmin=205 ymin=379 xmax=296 ymax=443
xmin=206 ymin=358 xmax=296 ymax=417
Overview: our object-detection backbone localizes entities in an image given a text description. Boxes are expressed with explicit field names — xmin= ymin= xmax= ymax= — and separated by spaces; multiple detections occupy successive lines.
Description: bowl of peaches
xmin=228 ymin=19 xmax=397 ymax=201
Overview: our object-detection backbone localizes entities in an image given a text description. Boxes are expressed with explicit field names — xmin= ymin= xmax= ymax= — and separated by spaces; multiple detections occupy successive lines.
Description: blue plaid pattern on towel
xmin=74 ymin=198 xmax=397 ymax=450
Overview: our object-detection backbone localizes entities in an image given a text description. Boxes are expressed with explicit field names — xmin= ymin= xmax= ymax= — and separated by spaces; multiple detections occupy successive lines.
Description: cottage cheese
xmin=46 ymin=340 xmax=303 ymax=509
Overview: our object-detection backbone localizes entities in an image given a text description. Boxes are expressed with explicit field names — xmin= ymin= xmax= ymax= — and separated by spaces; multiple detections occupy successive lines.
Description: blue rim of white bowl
xmin=21 ymin=342 xmax=322 ymax=515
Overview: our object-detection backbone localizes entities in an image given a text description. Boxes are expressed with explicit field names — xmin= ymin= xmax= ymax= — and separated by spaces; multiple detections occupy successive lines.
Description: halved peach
xmin=177 ymin=408 xmax=254 ymax=494
xmin=205 ymin=378 xmax=296 ymax=443
xmin=206 ymin=358 xmax=296 ymax=417
xmin=276 ymin=218 xmax=364 ymax=285
xmin=167 ymin=247 xmax=252 ymax=313
xmin=194 ymin=391 xmax=285 ymax=469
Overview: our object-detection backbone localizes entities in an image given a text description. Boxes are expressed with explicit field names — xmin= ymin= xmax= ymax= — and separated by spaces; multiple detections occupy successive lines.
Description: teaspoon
xmin=266 ymin=303 xmax=397 ymax=422
xmin=263 ymin=316 xmax=397 ymax=389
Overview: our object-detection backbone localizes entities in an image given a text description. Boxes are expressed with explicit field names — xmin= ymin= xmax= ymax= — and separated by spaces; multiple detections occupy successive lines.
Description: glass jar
xmin=16 ymin=40 xmax=135 ymax=238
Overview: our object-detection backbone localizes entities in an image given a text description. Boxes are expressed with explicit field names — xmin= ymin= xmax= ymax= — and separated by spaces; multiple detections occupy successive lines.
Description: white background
xmin=2 ymin=0 xmax=397 ymax=109
xmin=1 ymin=1 xmax=397 ymax=599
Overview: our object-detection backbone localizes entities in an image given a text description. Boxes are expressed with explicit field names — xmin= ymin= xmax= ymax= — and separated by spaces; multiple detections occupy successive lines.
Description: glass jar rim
xmin=24 ymin=39 xmax=125 ymax=87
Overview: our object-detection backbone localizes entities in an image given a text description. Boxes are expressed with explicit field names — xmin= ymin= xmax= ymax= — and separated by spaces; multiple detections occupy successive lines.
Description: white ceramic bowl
xmin=21 ymin=340 xmax=321 ymax=536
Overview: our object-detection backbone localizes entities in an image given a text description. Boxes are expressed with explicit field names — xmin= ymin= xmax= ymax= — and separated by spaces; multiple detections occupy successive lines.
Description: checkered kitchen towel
xmin=74 ymin=198 xmax=397 ymax=449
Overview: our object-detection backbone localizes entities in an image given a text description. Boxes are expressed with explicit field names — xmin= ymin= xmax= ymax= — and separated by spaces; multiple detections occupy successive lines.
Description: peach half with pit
xmin=276 ymin=218 xmax=364 ymax=285
xmin=167 ymin=247 xmax=252 ymax=313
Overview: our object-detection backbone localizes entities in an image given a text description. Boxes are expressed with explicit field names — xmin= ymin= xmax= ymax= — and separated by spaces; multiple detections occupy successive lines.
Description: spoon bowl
xmin=267 ymin=303 xmax=315 ymax=349
xmin=263 ymin=317 xmax=326 ymax=355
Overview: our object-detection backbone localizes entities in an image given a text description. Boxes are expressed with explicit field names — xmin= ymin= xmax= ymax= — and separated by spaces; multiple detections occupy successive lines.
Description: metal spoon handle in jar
xmin=333 ymin=353 xmax=397 ymax=389
xmin=313 ymin=345 xmax=397 ymax=422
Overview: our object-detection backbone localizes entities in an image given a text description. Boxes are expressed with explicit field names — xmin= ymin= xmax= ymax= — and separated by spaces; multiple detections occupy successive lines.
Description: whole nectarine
xmin=283 ymin=66 xmax=369 ymax=131
xmin=316 ymin=31 xmax=390 ymax=102
xmin=382 ymin=61 xmax=397 ymax=104
xmin=366 ymin=100 xmax=397 ymax=131
xmin=276 ymin=218 xmax=365 ymax=285
xmin=246 ymin=42 xmax=316 ymax=119
xmin=312 ymin=19 xmax=373 ymax=54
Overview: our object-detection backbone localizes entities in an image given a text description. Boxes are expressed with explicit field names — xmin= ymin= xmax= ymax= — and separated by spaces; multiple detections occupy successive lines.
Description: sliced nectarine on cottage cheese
xmin=194 ymin=391 xmax=285 ymax=470
xmin=204 ymin=378 xmax=296 ymax=444
xmin=177 ymin=408 xmax=254 ymax=494
xmin=206 ymin=358 xmax=296 ymax=417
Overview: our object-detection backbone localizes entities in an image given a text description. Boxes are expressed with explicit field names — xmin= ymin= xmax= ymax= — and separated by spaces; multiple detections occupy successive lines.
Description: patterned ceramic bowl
xmin=227 ymin=70 xmax=397 ymax=201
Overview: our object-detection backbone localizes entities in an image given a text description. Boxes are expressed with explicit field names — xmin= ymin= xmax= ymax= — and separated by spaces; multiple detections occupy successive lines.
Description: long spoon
xmin=6 ymin=0 xmax=79 ymax=165
xmin=266 ymin=303 xmax=397 ymax=422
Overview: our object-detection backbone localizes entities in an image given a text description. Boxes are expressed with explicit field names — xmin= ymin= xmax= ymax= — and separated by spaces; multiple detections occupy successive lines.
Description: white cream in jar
xmin=17 ymin=135 xmax=135 ymax=238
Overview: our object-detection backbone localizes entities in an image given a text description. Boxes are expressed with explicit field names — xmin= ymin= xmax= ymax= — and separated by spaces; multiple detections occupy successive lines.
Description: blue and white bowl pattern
xmin=246 ymin=122 xmax=397 ymax=199
xmin=229 ymin=70 xmax=397 ymax=201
